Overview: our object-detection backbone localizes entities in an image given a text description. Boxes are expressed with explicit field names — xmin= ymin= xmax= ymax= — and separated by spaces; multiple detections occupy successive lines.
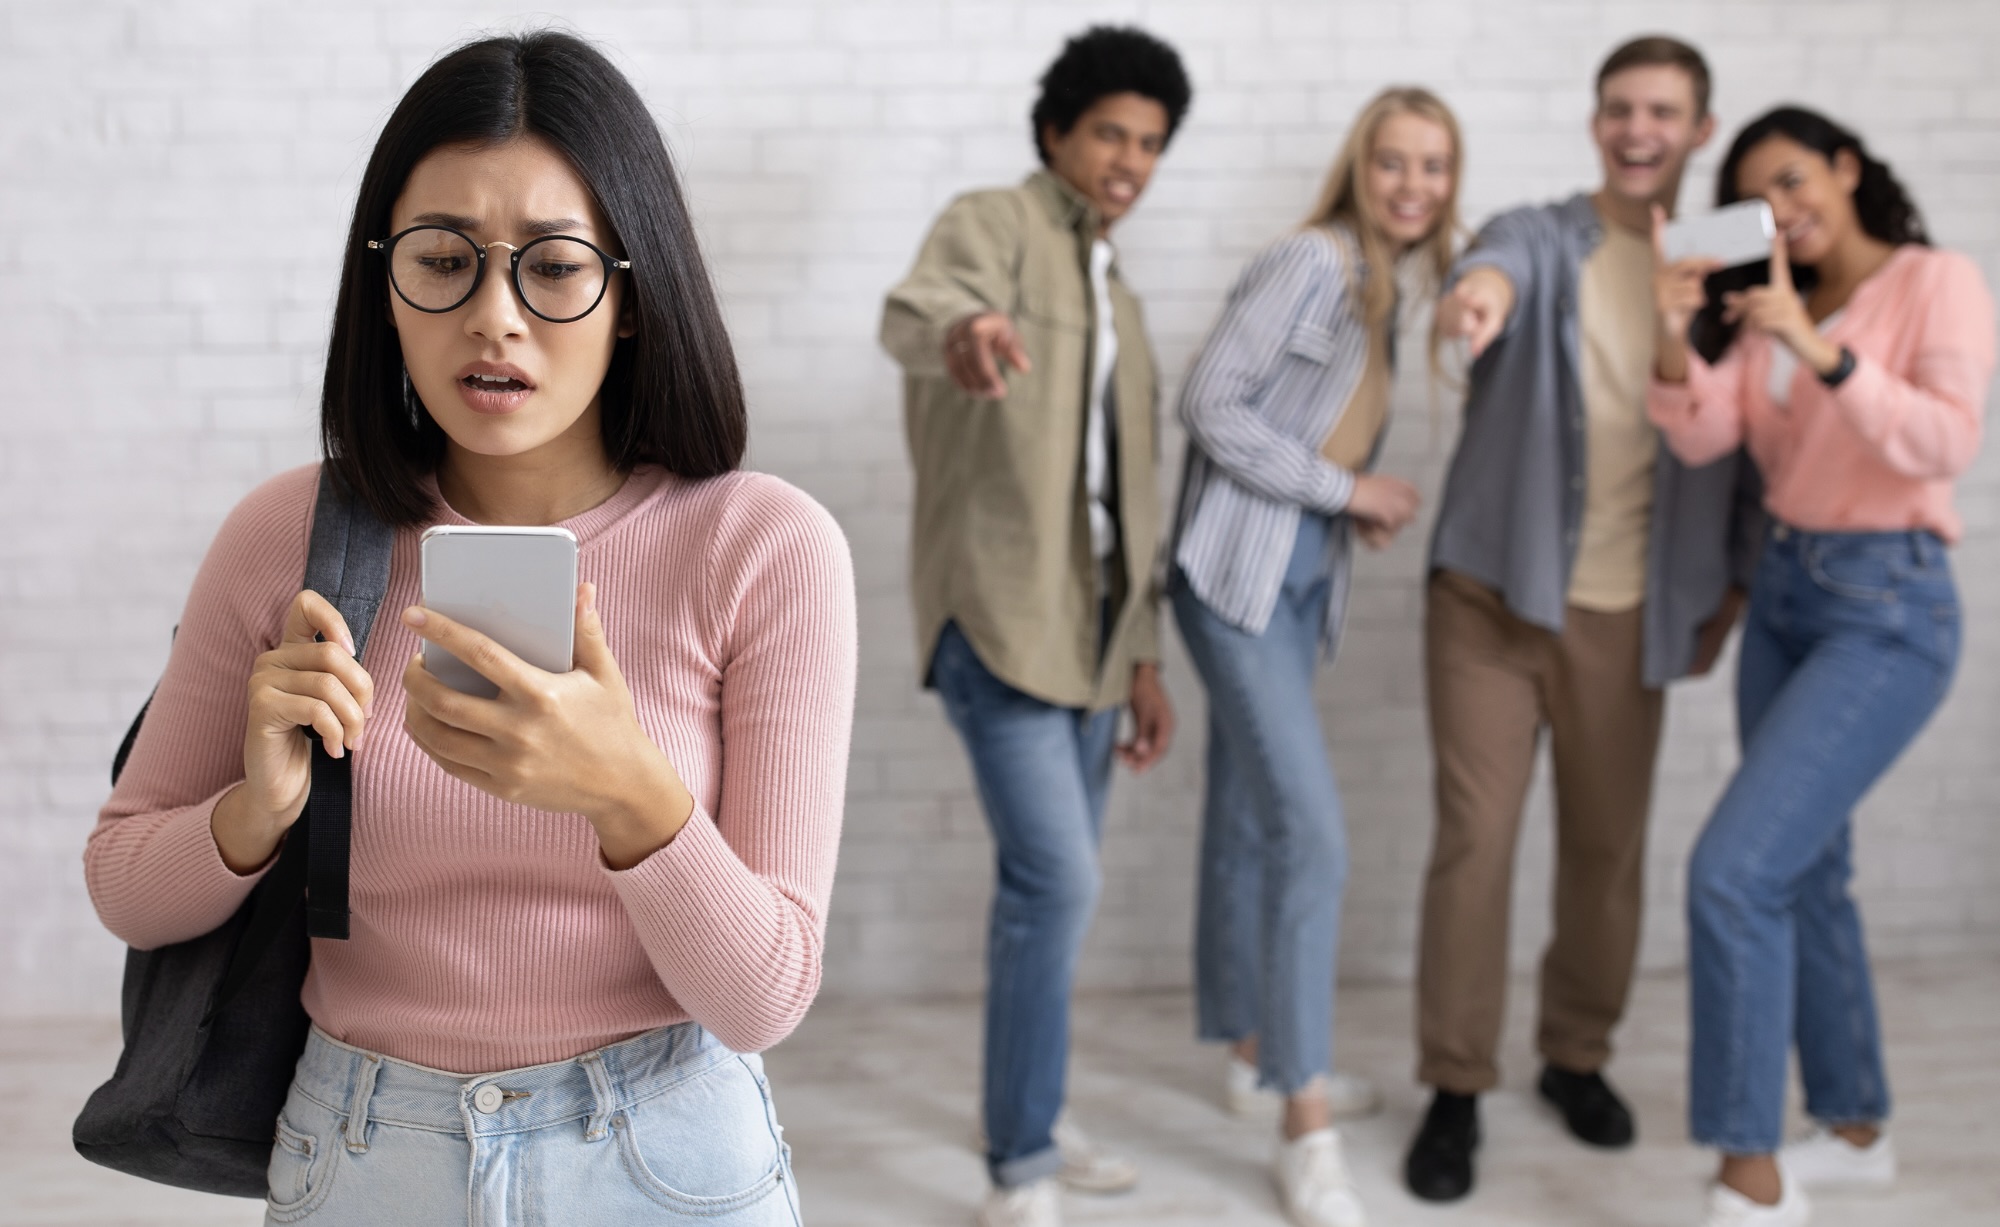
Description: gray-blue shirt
xmin=1429 ymin=193 xmax=1744 ymax=687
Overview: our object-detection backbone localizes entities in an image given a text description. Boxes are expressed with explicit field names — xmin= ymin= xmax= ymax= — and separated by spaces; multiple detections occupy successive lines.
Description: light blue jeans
xmin=930 ymin=621 xmax=1119 ymax=1189
xmin=1688 ymin=527 xmax=1959 ymax=1153
xmin=1173 ymin=513 xmax=1349 ymax=1095
xmin=263 ymin=1024 xmax=801 ymax=1225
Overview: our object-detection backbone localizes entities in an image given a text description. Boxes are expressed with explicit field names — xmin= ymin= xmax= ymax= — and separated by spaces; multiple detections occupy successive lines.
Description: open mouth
xmin=1102 ymin=179 xmax=1138 ymax=206
xmin=455 ymin=364 xmax=537 ymax=415
xmin=1387 ymin=201 xmax=1433 ymax=223
xmin=1616 ymin=150 xmax=1664 ymax=171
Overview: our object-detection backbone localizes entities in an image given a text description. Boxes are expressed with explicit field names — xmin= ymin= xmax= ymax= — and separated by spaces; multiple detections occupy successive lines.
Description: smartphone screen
xmin=1663 ymin=199 xmax=1775 ymax=270
xmin=419 ymin=526 xmax=578 ymax=697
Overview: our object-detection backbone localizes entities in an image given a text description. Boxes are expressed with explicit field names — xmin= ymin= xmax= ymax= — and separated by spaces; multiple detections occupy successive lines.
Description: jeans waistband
xmin=291 ymin=1023 xmax=730 ymax=1141
xmin=1766 ymin=521 xmax=1945 ymax=555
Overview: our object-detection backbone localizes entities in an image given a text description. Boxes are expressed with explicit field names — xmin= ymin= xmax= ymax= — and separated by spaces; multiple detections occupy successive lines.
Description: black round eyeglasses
xmin=367 ymin=225 xmax=633 ymax=324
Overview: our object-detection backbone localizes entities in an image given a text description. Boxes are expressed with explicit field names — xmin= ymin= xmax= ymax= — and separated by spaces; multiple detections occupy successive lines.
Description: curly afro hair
xmin=1030 ymin=25 xmax=1192 ymax=166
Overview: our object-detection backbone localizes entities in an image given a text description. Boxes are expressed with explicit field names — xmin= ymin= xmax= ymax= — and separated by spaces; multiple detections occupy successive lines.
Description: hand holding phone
xmin=399 ymin=575 xmax=698 ymax=863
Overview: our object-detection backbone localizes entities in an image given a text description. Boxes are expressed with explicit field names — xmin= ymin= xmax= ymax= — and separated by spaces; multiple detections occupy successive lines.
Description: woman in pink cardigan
xmin=85 ymin=32 xmax=854 ymax=1226
xmin=1649 ymin=107 xmax=1994 ymax=1227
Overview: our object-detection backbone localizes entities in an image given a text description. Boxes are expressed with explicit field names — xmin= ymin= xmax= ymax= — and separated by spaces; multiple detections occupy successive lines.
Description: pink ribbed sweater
xmin=1647 ymin=245 xmax=1996 ymax=543
xmin=86 ymin=463 xmax=856 ymax=1073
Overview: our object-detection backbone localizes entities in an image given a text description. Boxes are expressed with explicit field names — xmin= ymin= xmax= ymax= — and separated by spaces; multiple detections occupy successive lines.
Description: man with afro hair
xmin=881 ymin=24 xmax=1191 ymax=1227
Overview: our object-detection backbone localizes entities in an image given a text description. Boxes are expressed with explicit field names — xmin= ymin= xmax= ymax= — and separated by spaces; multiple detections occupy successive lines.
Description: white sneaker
xmin=1700 ymin=1169 xmax=1810 ymax=1227
xmin=1274 ymin=1128 xmax=1367 ymax=1227
xmin=1227 ymin=1059 xmax=1383 ymax=1120
xmin=1051 ymin=1113 xmax=1139 ymax=1194
xmin=977 ymin=1178 xmax=1061 ymax=1227
xmin=1780 ymin=1126 xmax=1896 ymax=1189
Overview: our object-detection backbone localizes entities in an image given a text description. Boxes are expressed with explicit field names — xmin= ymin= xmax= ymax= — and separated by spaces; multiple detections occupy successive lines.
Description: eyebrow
xmin=408 ymin=211 xmax=588 ymax=236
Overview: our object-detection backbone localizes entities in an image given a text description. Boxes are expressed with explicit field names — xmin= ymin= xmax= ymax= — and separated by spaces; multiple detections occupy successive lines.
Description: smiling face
xmin=1733 ymin=134 xmax=1864 ymax=266
xmin=1041 ymin=91 xmax=1171 ymax=232
xmin=1360 ymin=111 xmax=1456 ymax=252
xmin=1592 ymin=64 xmax=1714 ymax=208
xmin=387 ymin=135 xmax=630 ymax=467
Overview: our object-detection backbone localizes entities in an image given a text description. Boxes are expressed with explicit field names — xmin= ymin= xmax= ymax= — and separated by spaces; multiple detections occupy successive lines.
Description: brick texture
xmin=4 ymin=0 xmax=1998 ymax=1015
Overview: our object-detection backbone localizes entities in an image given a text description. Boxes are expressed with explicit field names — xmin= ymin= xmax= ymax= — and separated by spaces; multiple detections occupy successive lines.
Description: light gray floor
xmin=8 ymin=959 xmax=1996 ymax=1225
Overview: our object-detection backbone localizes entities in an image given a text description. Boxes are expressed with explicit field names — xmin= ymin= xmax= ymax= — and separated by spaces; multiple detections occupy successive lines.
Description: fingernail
xmin=402 ymin=606 xmax=427 ymax=627
xmin=351 ymin=734 xmax=364 ymax=753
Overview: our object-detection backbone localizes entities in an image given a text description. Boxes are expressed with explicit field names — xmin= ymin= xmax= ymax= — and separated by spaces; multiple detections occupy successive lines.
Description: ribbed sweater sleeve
xmin=84 ymin=466 xmax=314 ymax=949
xmin=604 ymin=476 xmax=857 ymax=1052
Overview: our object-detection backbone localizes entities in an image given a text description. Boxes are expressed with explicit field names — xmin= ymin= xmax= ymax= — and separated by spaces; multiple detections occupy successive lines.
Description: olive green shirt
xmin=881 ymin=170 xmax=1162 ymax=711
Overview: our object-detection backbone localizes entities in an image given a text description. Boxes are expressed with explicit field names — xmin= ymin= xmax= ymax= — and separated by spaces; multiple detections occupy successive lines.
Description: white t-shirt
xmin=1085 ymin=239 xmax=1118 ymax=561
xmin=1767 ymin=309 xmax=1846 ymax=407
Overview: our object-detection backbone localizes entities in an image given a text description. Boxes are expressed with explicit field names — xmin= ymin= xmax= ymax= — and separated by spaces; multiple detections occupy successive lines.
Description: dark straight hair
xmin=1690 ymin=105 xmax=1929 ymax=362
xmin=322 ymin=31 xmax=745 ymax=526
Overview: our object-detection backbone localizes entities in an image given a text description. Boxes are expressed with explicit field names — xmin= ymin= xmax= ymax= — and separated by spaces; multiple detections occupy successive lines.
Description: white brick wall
xmin=5 ymin=0 xmax=1998 ymax=1015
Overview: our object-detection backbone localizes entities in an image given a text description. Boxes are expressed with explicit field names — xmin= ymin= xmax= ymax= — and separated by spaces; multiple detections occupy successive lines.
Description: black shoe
xmin=1537 ymin=1065 xmax=1636 ymax=1149
xmin=1404 ymin=1090 xmax=1480 ymax=1202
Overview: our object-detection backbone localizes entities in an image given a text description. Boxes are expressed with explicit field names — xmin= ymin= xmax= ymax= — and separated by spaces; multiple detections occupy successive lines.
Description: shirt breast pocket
xmin=1018 ymin=290 xmax=1089 ymax=335
xmin=1284 ymin=320 xmax=1340 ymax=365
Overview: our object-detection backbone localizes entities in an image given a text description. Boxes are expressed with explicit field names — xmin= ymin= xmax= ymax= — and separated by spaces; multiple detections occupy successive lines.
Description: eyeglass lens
xmin=385 ymin=227 xmax=612 ymax=322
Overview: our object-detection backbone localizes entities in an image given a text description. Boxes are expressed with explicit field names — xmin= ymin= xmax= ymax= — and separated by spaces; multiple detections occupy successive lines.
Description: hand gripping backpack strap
xmin=298 ymin=467 xmax=394 ymax=942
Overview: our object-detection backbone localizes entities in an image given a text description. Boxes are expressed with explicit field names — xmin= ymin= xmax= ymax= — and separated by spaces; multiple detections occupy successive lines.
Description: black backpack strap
xmin=298 ymin=468 xmax=395 ymax=941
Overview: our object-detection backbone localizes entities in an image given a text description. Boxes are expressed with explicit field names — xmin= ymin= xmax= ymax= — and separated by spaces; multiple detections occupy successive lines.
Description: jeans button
xmin=472 ymin=1084 xmax=505 ymax=1114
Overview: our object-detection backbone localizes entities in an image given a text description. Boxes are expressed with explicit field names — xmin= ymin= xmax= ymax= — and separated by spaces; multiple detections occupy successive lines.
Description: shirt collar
xmin=1025 ymin=168 xmax=1104 ymax=239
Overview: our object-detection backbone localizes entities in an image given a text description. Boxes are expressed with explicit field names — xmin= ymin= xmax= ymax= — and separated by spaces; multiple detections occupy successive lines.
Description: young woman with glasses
xmin=85 ymin=32 xmax=854 ymax=1225
xmin=1166 ymin=86 xmax=1461 ymax=1227
xmin=1650 ymin=106 xmax=1994 ymax=1227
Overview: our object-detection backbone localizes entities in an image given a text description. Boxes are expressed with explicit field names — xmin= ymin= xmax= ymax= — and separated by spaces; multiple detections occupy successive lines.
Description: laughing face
xmin=1732 ymin=135 xmax=1865 ymax=266
xmin=1362 ymin=110 xmax=1456 ymax=252
xmin=1591 ymin=64 xmax=1714 ymax=209
xmin=1042 ymin=91 xmax=1171 ymax=233
xmin=387 ymin=135 xmax=632 ymax=468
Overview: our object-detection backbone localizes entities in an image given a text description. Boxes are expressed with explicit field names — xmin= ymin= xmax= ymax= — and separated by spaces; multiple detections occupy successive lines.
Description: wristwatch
xmin=1818 ymin=345 xmax=1857 ymax=388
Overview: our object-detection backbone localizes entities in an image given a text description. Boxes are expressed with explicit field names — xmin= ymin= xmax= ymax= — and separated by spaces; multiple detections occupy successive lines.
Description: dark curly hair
xmin=1690 ymin=106 xmax=1927 ymax=362
xmin=1030 ymin=26 xmax=1192 ymax=166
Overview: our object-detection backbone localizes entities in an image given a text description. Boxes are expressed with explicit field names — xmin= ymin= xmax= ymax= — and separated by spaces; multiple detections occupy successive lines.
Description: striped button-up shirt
xmin=1170 ymin=224 xmax=1382 ymax=654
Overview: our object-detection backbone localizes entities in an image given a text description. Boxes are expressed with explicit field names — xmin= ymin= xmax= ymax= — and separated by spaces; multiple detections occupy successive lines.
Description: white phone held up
xmin=418 ymin=526 xmax=579 ymax=698
xmin=1663 ymin=199 xmax=1776 ymax=270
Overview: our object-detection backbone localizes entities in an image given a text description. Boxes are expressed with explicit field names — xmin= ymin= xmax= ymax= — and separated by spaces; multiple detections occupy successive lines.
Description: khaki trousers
xmin=1416 ymin=570 xmax=1665 ymax=1093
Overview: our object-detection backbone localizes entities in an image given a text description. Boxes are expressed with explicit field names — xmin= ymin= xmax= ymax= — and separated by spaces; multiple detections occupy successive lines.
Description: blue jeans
xmin=1173 ymin=513 xmax=1349 ymax=1095
xmin=265 ymin=1024 xmax=800 ymax=1225
xmin=930 ymin=622 xmax=1118 ymax=1189
xmin=1688 ymin=527 xmax=1960 ymax=1153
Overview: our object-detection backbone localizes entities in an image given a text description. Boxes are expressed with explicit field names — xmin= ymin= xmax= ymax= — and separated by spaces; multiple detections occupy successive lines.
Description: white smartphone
xmin=419 ymin=525 xmax=579 ymax=698
xmin=1663 ymin=199 xmax=1776 ymax=269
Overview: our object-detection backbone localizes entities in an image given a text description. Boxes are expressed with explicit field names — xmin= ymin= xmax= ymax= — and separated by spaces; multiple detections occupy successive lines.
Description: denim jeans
xmin=1688 ymin=527 xmax=1959 ymax=1154
xmin=264 ymin=1024 xmax=800 ymax=1226
xmin=1173 ymin=512 xmax=1349 ymax=1096
xmin=930 ymin=622 xmax=1119 ymax=1188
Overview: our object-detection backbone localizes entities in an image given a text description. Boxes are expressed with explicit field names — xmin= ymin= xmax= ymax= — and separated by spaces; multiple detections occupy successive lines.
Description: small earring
xmin=401 ymin=366 xmax=422 ymax=430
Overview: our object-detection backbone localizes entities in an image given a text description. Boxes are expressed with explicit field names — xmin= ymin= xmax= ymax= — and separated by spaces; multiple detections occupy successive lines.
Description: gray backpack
xmin=73 ymin=467 xmax=392 ymax=1196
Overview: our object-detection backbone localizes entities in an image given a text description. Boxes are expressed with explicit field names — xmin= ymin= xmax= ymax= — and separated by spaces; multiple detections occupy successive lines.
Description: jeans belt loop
xmin=344 ymin=1053 xmax=381 ymax=1153
xmin=581 ymin=1050 xmax=619 ymax=1142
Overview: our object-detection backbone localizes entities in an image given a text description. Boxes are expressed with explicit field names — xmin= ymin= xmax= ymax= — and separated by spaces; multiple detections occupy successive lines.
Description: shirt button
xmin=473 ymin=1084 xmax=505 ymax=1114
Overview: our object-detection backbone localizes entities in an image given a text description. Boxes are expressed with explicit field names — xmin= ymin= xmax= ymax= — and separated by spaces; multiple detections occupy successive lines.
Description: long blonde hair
xmin=1303 ymin=87 xmax=1463 ymax=339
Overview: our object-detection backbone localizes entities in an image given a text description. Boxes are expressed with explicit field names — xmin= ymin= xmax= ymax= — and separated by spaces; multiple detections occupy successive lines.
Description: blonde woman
xmin=1168 ymin=87 xmax=1461 ymax=1227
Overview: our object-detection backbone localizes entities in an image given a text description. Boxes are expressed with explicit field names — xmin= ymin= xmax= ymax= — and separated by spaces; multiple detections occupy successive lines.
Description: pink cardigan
xmin=86 ymin=464 xmax=856 ymax=1072
xmin=1646 ymin=245 xmax=1996 ymax=543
